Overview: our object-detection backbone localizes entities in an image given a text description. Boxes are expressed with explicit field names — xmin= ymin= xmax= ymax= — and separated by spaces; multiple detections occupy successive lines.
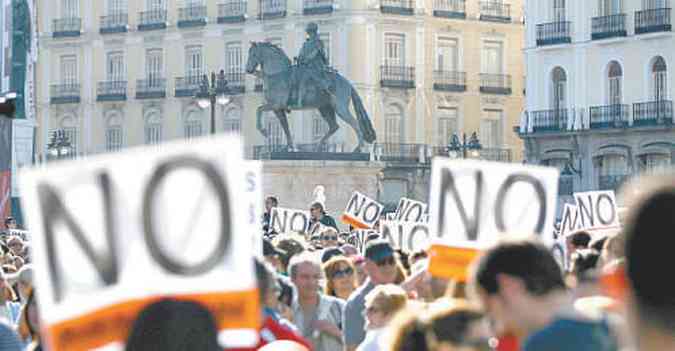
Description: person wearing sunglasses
xmin=323 ymin=256 xmax=358 ymax=300
xmin=321 ymin=227 xmax=340 ymax=248
xmin=343 ymin=240 xmax=400 ymax=351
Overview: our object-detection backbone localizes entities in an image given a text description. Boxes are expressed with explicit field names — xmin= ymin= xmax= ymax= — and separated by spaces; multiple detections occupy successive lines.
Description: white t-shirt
xmin=357 ymin=329 xmax=384 ymax=351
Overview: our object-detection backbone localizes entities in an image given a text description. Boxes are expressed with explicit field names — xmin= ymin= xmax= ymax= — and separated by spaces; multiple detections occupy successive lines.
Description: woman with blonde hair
xmin=323 ymin=256 xmax=358 ymax=300
xmin=357 ymin=284 xmax=409 ymax=351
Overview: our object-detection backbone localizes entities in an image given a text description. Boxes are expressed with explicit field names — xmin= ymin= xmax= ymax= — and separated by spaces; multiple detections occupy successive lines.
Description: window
xmin=60 ymin=55 xmax=77 ymax=84
xmin=312 ymin=113 xmax=328 ymax=142
xmin=437 ymin=37 xmax=459 ymax=72
xmin=58 ymin=116 xmax=78 ymax=157
xmin=265 ymin=114 xmax=284 ymax=146
xmin=600 ymin=154 xmax=628 ymax=176
xmin=607 ymin=61 xmax=622 ymax=105
xmin=105 ymin=116 xmax=124 ymax=152
xmin=551 ymin=67 xmax=567 ymax=110
xmin=480 ymin=110 xmax=503 ymax=147
xmin=599 ymin=0 xmax=622 ymax=15
xmin=223 ymin=108 xmax=241 ymax=134
xmin=144 ymin=112 xmax=162 ymax=145
xmin=185 ymin=45 xmax=203 ymax=79
xmin=553 ymin=0 xmax=566 ymax=21
xmin=645 ymin=0 xmax=668 ymax=9
xmin=106 ymin=51 xmax=125 ymax=81
xmin=184 ymin=111 xmax=203 ymax=139
xmin=319 ymin=33 xmax=331 ymax=66
xmin=225 ymin=42 xmax=242 ymax=74
xmin=146 ymin=49 xmax=163 ymax=82
xmin=62 ymin=0 xmax=79 ymax=17
xmin=644 ymin=154 xmax=670 ymax=174
xmin=437 ymin=107 xmax=458 ymax=145
xmin=107 ymin=0 xmax=126 ymax=14
xmin=384 ymin=104 xmax=403 ymax=143
xmin=652 ymin=56 xmax=667 ymax=101
xmin=384 ymin=33 xmax=405 ymax=66
xmin=147 ymin=0 xmax=165 ymax=11
xmin=481 ymin=41 xmax=503 ymax=74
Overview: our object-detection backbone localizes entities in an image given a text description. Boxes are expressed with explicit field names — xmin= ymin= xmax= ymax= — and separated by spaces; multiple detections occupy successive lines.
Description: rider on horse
xmin=292 ymin=22 xmax=334 ymax=108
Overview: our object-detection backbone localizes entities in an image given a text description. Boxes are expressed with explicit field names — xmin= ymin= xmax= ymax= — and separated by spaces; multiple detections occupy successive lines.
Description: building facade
xmin=36 ymin=0 xmax=525 ymax=205
xmin=520 ymin=0 xmax=675 ymax=208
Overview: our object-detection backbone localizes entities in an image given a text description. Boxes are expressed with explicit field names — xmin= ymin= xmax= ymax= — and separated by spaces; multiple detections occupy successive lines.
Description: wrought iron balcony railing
xmin=253 ymin=143 xmax=344 ymax=159
xmin=381 ymin=0 xmax=415 ymax=15
xmin=633 ymin=100 xmax=673 ymax=126
xmin=636 ymin=6 xmax=672 ymax=34
xmin=589 ymin=104 xmax=630 ymax=129
xmin=433 ymin=0 xmax=466 ymax=19
xmin=304 ymin=0 xmax=335 ymax=15
xmin=433 ymin=71 xmax=466 ymax=92
xmin=529 ymin=109 xmax=569 ymax=132
xmin=592 ymin=14 xmax=627 ymax=40
xmin=225 ymin=71 xmax=246 ymax=94
xmin=480 ymin=1 xmax=511 ymax=22
xmin=53 ymin=18 xmax=82 ymax=38
xmin=218 ymin=1 xmax=247 ymax=23
xmin=97 ymin=81 xmax=127 ymax=101
xmin=175 ymin=76 xmax=201 ymax=97
xmin=536 ymin=21 xmax=572 ymax=46
xmin=178 ymin=5 xmax=208 ymax=28
xmin=100 ymin=13 xmax=128 ymax=34
xmin=138 ymin=10 xmax=167 ymax=31
xmin=136 ymin=78 xmax=167 ymax=99
xmin=599 ymin=174 xmax=628 ymax=192
xmin=50 ymin=83 xmax=80 ymax=104
xmin=380 ymin=65 xmax=416 ymax=89
xmin=259 ymin=0 xmax=287 ymax=19
xmin=480 ymin=73 xmax=512 ymax=94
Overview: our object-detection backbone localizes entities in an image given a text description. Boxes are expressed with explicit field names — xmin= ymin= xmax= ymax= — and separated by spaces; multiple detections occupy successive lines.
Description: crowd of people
xmin=1 ymin=173 xmax=674 ymax=351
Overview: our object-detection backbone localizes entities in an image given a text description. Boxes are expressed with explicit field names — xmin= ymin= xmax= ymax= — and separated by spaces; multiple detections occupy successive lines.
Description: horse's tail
xmin=351 ymin=88 xmax=376 ymax=143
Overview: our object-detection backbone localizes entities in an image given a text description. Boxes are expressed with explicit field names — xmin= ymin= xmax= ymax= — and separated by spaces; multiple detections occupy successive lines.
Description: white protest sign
xmin=385 ymin=213 xmax=395 ymax=221
xmin=347 ymin=230 xmax=378 ymax=253
xmin=244 ymin=161 xmax=263 ymax=256
xmin=394 ymin=198 xmax=428 ymax=222
xmin=428 ymin=159 xmax=559 ymax=279
xmin=341 ymin=191 xmax=383 ymax=229
xmin=573 ymin=191 xmax=620 ymax=231
xmin=19 ymin=136 xmax=259 ymax=351
xmin=2 ymin=229 xmax=30 ymax=242
xmin=559 ymin=203 xmax=581 ymax=237
xmin=381 ymin=220 xmax=431 ymax=253
xmin=270 ymin=207 xmax=312 ymax=234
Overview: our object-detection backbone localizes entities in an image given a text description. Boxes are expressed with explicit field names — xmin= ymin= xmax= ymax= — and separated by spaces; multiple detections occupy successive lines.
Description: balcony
xmin=592 ymin=14 xmax=627 ymax=40
xmin=529 ymin=109 xmax=569 ymax=132
xmin=174 ymin=76 xmax=201 ymax=97
xmin=559 ymin=176 xmax=574 ymax=196
xmin=598 ymin=174 xmax=628 ymax=191
xmin=304 ymin=0 xmax=335 ymax=15
xmin=218 ymin=1 xmax=247 ymax=23
xmin=480 ymin=1 xmax=511 ymax=22
xmin=381 ymin=0 xmax=415 ymax=15
xmin=97 ymin=81 xmax=127 ymax=101
xmin=429 ymin=146 xmax=512 ymax=162
xmin=633 ymin=100 xmax=674 ymax=126
xmin=433 ymin=71 xmax=466 ymax=92
xmin=636 ymin=7 xmax=672 ymax=34
xmin=138 ymin=10 xmax=167 ymax=31
xmin=50 ymin=83 xmax=80 ymax=104
xmin=253 ymin=143 xmax=350 ymax=160
xmin=378 ymin=143 xmax=424 ymax=162
xmin=100 ymin=13 xmax=128 ymax=34
xmin=52 ymin=18 xmax=81 ymax=38
xmin=259 ymin=0 xmax=287 ymax=19
xmin=380 ymin=65 xmax=415 ymax=89
xmin=178 ymin=5 xmax=207 ymax=28
xmin=136 ymin=78 xmax=166 ymax=99
xmin=225 ymin=71 xmax=246 ymax=94
xmin=536 ymin=21 xmax=572 ymax=46
xmin=589 ymin=104 xmax=629 ymax=129
xmin=479 ymin=74 xmax=512 ymax=94
xmin=433 ymin=0 xmax=466 ymax=19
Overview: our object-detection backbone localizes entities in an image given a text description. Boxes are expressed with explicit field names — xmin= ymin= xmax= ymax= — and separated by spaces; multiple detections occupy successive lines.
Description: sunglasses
xmin=375 ymin=256 xmax=395 ymax=267
xmin=323 ymin=236 xmax=338 ymax=241
xmin=331 ymin=267 xmax=354 ymax=279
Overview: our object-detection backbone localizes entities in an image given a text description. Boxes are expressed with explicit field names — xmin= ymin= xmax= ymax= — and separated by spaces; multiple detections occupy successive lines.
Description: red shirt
xmin=226 ymin=316 xmax=312 ymax=351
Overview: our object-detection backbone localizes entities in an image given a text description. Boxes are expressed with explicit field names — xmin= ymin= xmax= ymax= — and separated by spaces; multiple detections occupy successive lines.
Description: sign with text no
xmin=341 ymin=191 xmax=383 ymax=229
xmin=380 ymin=220 xmax=431 ymax=253
xmin=270 ymin=207 xmax=311 ymax=234
xmin=19 ymin=136 xmax=259 ymax=351
xmin=573 ymin=191 xmax=620 ymax=232
xmin=394 ymin=197 xmax=428 ymax=223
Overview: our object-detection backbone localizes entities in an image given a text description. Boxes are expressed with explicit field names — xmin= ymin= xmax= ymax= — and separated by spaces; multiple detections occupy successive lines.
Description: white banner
xmin=381 ymin=220 xmax=431 ymax=253
xmin=393 ymin=197 xmax=427 ymax=223
xmin=269 ymin=207 xmax=312 ymax=234
xmin=573 ymin=191 xmax=620 ymax=232
xmin=559 ymin=203 xmax=581 ymax=237
xmin=243 ymin=161 xmax=263 ymax=256
xmin=341 ymin=191 xmax=383 ymax=229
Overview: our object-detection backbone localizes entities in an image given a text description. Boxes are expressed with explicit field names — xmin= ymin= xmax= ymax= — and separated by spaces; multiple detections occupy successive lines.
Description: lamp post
xmin=447 ymin=132 xmax=482 ymax=159
xmin=47 ymin=130 xmax=73 ymax=161
xmin=195 ymin=70 xmax=231 ymax=135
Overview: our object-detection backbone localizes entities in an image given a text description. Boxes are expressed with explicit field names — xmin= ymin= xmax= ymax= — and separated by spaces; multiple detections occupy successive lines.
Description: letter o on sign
xmin=142 ymin=156 xmax=231 ymax=276
xmin=495 ymin=174 xmax=547 ymax=235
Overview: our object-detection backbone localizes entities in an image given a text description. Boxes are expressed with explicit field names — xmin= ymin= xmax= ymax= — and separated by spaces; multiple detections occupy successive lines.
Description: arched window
xmin=184 ymin=109 xmax=203 ymax=139
xmin=384 ymin=104 xmax=403 ymax=144
xmin=59 ymin=116 xmax=78 ymax=156
xmin=598 ymin=154 xmax=628 ymax=190
xmin=652 ymin=56 xmax=667 ymax=101
xmin=551 ymin=67 xmax=567 ymax=111
xmin=105 ymin=113 xmax=123 ymax=152
xmin=599 ymin=0 xmax=621 ymax=16
xmin=144 ymin=110 xmax=162 ymax=145
xmin=607 ymin=61 xmax=623 ymax=105
xmin=223 ymin=107 xmax=241 ymax=134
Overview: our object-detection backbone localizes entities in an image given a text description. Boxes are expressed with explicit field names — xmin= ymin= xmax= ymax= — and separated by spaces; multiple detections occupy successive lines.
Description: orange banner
xmin=341 ymin=214 xmax=370 ymax=229
xmin=428 ymin=244 xmax=481 ymax=282
xmin=46 ymin=289 xmax=260 ymax=351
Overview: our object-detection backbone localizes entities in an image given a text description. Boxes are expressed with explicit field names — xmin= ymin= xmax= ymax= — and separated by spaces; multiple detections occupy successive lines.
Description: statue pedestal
xmin=264 ymin=151 xmax=370 ymax=161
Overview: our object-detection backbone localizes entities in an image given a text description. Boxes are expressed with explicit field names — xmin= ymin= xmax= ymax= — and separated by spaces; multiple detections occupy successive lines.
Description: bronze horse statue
xmin=245 ymin=42 xmax=376 ymax=152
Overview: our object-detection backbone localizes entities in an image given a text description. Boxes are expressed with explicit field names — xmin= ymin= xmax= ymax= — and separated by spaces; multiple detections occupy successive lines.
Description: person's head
xmin=288 ymin=253 xmax=321 ymax=300
xmin=321 ymin=247 xmax=344 ymax=264
xmin=6 ymin=237 xmax=23 ymax=256
xmin=309 ymin=202 xmax=324 ymax=220
xmin=320 ymin=227 xmax=339 ymax=248
xmin=323 ymin=256 xmax=357 ymax=298
xmin=364 ymin=284 xmax=408 ymax=330
xmin=624 ymin=181 xmax=675 ymax=343
xmin=305 ymin=22 xmax=318 ymax=39
xmin=340 ymin=244 xmax=358 ymax=257
xmin=274 ymin=236 xmax=306 ymax=273
xmin=471 ymin=240 xmax=566 ymax=336
xmin=125 ymin=299 xmax=220 ymax=351
xmin=265 ymin=196 xmax=278 ymax=212
xmin=569 ymin=249 xmax=600 ymax=284
xmin=569 ymin=231 xmax=592 ymax=250
xmin=4 ymin=217 xmax=16 ymax=230
xmin=255 ymin=258 xmax=278 ymax=309
xmin=599 ymin=233 xmax=624 ymax=268
xmin=364 ymin=240 xmax=399 ymax=285
xmin=263 ymin=238 xmax=285 ymax=273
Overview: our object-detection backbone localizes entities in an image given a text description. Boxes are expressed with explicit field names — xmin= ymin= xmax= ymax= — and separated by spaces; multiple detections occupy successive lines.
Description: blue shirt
xmin=523 ymin=317 xmax=618 ymax=351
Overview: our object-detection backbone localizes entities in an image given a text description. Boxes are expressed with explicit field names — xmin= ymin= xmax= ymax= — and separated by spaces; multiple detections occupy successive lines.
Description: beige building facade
xmin=36 ymin=0 xmax=525 ymax=165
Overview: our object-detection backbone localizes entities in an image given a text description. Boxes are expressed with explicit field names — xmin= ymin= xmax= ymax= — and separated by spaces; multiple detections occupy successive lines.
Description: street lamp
xmin=195 ymin=70 xmax=231 ymax=135
xmin=447 ymin=132 xmax=482 ymax=159
xmin=47 ymin=130 xmax=73 ymax=160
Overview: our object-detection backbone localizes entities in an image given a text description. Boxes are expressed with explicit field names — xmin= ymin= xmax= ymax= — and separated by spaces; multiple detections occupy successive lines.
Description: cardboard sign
xmin=347 ymin=230 xmax=378 ymax=253
xmin=560 ymin=203 xmax=581 ymax=238
xmin=1 ymin=229 xmax=29 ymax=242
xmin=428 ymin=159 xmax=559 ymax=279
xmin=244 ymin=161 xmax=263 ymax=256
xmin=394 ymin=198 xmax=428 ymax=222
xmin=341 ymin=191 xmax=383 ymax=229
xmin=574 ymin=191 xmax=620 ymax=232
xmin=270 ymin=207 xmax=311 ymax=234
xmin=19 ymin=136 xmax=259 ymax=351
xmin=380 ymin=221 xmax=431 ymax=253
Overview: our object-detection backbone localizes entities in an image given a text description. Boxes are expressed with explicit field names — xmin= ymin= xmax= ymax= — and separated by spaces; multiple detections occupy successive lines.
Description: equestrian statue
xmin=246 ymin=22 xmax=376 ymax=152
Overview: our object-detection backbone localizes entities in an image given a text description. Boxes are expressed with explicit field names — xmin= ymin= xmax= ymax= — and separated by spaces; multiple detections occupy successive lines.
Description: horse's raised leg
xmin=317 ymin=105 xmax=339 ymax=151
xmin=256 ymin=104 xmax=273 ymax=138
xmin=335 ymin=101 xmax=365 ymax=153
xmin=274 ymin=109 xmax=294 ymax=151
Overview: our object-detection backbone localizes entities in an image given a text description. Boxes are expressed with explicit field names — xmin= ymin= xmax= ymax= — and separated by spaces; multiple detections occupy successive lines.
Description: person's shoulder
xmin=322 ymin=294 xmax=345 ymax=307
xmin=524 ymin=318 xmax=615 ymax=351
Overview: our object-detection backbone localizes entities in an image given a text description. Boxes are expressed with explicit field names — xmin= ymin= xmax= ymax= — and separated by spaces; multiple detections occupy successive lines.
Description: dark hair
xmin=625 ymin=189 xmax=675 ymax=333
xmin=255 ymin=258 xmax=275 ymax=305
xmin=267 ymin=196 xmax=278 ymax=206
xmin=125 ymin=299 xmax=220 ymax=351
xmin=395 ymin=249 xmax=410 ymax=274
xmin=310 ymin=202 xmax=325 ymax=214
xmin=474 ymin=240 xmax=566 ymax=296
xmin=4 ymin=217 xmax=14 ymax=226
xmin=570 ymin=231 xmax=592 ymax=248
xmin=277 ymin=275 xmax=294 ymax=308
xmin=408 ymin=250 xmax=428 ymax=267
xmin=591 ymin=236 xmax=608 ymax=252
xmin=570 ymin=249 xmax=600 ymax=281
